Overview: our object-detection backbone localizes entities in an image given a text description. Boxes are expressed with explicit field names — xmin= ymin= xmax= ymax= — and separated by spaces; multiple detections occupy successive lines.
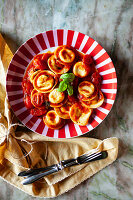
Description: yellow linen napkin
xmin=0 ymin=33 xmax=119 ymax=198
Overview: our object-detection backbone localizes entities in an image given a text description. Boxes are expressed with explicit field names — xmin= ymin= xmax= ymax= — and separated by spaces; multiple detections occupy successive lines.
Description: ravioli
xmin=70 ymin=102 xmax=92 ymax=126
xmin=48 ymin=55 xmax=71 ymax=74
xmin=78 ymin=81 xmax=95 ymax=97
xmin=78 ymin=81 xmax=98 ymax=101
xmin=59 ymin=48 xmax=75 ymax=63
xmin=31 ymin=89 xmax=38 ymax=99
xmin=54 ymin=45 xmax=76 ymax=65
xmin=31 ymin=91 xmax=49 ymax=108
xmin=22 ymin=45 xmax=104 ymax=130
xmin=73 ymin=61 xmax=90 ymax=77
xmin=29 ymin=70 xmax=41 ymax=83
xmin=43 ymin=110 xmax=65 ymax=129
xmin=33 ymin=70 xmax=58 ymax=93
xmin=81 ymin=91 xmax=104 ymax=108
xmin=49 ymin=89 xmax=67 ymax=107
xmin=54 ymin=101 xmax=72 ymax=119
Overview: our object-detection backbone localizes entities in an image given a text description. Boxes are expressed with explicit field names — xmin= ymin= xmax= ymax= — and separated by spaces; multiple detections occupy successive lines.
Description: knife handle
xmin=21 ymin=165 xmax=58 ymax=185
xmin=18 ymin=164 xmax=56 ymax=177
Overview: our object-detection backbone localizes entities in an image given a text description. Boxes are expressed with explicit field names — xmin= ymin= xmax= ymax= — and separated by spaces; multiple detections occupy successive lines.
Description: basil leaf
xmin=60 ymin=73 xmax=75 ymax=81
xmin=57 ymin=81 xmax=68 ymax=92
xmin=62 ymin=78 xmax=73 ymax=83
xmin=67 ymin=84 xmax=73 ymax=96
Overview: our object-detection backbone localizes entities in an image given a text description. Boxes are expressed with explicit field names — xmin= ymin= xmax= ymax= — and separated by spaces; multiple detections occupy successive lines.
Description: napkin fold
xmin=0 ymin=34 xmax=119 ymax=198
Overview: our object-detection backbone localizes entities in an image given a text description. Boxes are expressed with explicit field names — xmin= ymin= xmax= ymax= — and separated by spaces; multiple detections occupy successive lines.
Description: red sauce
xmin=30 ymin=107 xmax=47 ymax=116
xmin=22 ymin=45 xmax=103 ymax=128
xmin=91 ymin=72 xmax=102 ymax=88
xmin=23 ymin=52 xmax=53 ymax=81
xmin=63 ymin=103 xmax=71 ymax=112
xmin=22 ymin=52 xmax=53 ymax=116
xmin=48 ymin=112 xmax=56 ymax=121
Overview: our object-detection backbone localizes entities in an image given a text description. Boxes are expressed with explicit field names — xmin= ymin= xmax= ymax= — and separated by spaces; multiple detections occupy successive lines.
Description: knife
xmin=18 ymin=151 xmax=107 ymax=185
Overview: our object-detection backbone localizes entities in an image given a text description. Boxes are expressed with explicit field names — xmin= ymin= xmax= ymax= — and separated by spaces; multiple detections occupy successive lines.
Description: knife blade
xmin=20 ymin=151 xmax=107 ymax=185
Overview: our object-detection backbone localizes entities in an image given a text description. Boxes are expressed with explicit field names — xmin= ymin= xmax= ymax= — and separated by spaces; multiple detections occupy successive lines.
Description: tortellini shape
xmin=31 ymin=90 xmax=49 ymax=108
xmin=73 ymin=61 xmax=90 ymax=77
xmin=29 ymin=70 xmax=41 ymax=83
xmin=31 ymin=89 xmax=38 ymax=99
xmin=54 ymin=45 xmax=76 ymax=64
xmin=23 ymin=45 xmax=104 ymax=130
xmin=48 ymin=55 xmax=71 ymax=74
xmin=43 ymin=110 xmax=65 ymax=129
xmin=78 ymin=81 xmax=95 ymax=97
xmin=70 ymin=102 xmax=92 ymax=126
xmin=33 ymin=70 xmax=58 ymax=93
xmin=59 ymin=48 xmax=75 ymax=63
xmin=31 ymin=89 xmax=46 ymax=108
xmin=81 ymin=91 xmax=104 ymax=108
xmin=54 ymin=101 xmax=72 ymax=119
xmin=78 ymin=81 xmax=98 ymax=101
xmin=49 ymin=89 xmax=67 ymax=107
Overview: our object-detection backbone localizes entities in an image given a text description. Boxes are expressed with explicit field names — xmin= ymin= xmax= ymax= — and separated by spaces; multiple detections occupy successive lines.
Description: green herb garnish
xmin=60 ymin=73 xmax=75 ymax=82
xmin=67 ymin=84 xmax=73 ymax=96
xmin=57 ymin=73 xmax=75 ymax=96
xmin=57 ymin=80 xmax=68 ymax=92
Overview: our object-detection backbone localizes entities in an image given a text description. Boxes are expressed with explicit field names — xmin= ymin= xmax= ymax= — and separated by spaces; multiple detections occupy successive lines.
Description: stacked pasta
xmin=22 ymin=45 xmax=104 ymax=129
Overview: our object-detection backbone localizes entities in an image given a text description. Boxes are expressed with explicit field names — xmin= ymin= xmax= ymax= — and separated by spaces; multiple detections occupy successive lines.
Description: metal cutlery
xmin=18 ymin=151 xmax=107 ymax=185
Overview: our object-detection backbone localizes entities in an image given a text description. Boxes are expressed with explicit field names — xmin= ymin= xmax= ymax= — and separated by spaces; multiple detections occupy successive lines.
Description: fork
xmin=18 ymin=151 xmax=107 ymax=185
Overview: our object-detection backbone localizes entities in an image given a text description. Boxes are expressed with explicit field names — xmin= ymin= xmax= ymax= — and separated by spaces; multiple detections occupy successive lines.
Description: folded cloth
xmin=0 ymin=33 xmax=119 ymax=198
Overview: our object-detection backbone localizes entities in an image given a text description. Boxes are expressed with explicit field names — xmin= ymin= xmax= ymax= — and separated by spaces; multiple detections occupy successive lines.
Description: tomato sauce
xmin=22 ymin=45 xmax=103 ymax=128
xmin=22 ymin=52 xmax=53 ymax=112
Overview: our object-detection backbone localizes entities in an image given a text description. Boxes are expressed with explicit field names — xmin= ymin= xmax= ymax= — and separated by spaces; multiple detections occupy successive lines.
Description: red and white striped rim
xmin=6 ymin=29 xmax=117 ymax=139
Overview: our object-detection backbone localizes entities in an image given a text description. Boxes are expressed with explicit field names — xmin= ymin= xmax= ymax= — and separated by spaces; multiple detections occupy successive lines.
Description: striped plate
xmin=6 ymin=29 xmax=117 ymax=138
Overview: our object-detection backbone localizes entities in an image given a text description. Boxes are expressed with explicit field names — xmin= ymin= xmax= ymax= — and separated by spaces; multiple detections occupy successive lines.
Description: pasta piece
xmin=43 ymin=110 xmax=65 ymax=129
xmin=81 ymin=91 xmax=104 ymax=108
xmin=22 ymin=45 xmax=104 ymax=130
xmin=78 ymin=81 xmax=98 ymax=101
xmin=70 ymin=102 xmax=92 ymax=126
xmin=49 ymin=89 xmax=65 ymax=103
xmin=31 ymin=92 xmax=44 ymax=107
xmin=78 ymin=89 xmax=98 ymax=101
xmin=33 ymin=70 xmax=58 ymax=93
xmin=48 ymin=55 xmax=71 ymax=74
xmin=54 ymin=101 xmax=72 ymax=119
xmin=31 ymin=89 xmax=38 ymax=99
xmin=78 ymin=81 xmax=95 ymax=97
xmin=73 ymin=61 xmax=90 ymax=77
xmin=31 ymin=89 xmax=49 ymax=109
xmin=29 ymin=70 xmax=41 ymax=83
xmin=54 ymin=45 xmax=76 ymax=65
xmin=49 ymin=89 xmax=67 ymax=107
xmin=59 ymin=48 xmax=75 ymax=63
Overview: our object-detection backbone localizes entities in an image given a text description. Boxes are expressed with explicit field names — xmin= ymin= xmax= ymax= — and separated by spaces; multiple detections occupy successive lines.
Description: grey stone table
xmin=0 ymin=0 xmax=133 ymax=199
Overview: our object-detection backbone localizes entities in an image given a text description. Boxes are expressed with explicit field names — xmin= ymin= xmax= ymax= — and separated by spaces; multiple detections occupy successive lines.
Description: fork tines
xmin=77 ymin=151 xmax=107 ymax=164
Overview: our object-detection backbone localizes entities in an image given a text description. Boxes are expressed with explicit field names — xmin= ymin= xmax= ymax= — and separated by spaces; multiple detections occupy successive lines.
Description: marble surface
xmin=0 ymin=0 xmax=133 ymax=199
